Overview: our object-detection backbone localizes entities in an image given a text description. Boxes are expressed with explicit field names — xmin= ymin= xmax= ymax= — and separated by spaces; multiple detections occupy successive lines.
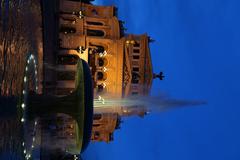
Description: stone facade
xmin=43 ymin=0 xmax=153 ymax=143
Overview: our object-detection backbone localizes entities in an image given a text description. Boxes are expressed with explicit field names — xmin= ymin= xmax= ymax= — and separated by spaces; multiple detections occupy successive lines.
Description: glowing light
xmin=130 ymin=40 xmax=135 ymax=44
xmin=21 ymin=103 xmax=25 ymax=109
xmin=22 ymin=142 xmax=25 ymax=146
xmin=103 ymin=67 xmax=107 ymax=72
xmin=103 ymin=50 xmax=107 ymax=56
xmin=25 ymin=67 xmax=28 ymax=71
xmin=21 ymin=118 xmax=25 ymax=122
xmin=99 ymin=53 xmax=103 ymax=57
xmin=98 ymin=96 xmax=102 ymax=101
xmin=23 ymin=90 xmax=26 ymax=95
xmin=26 ymin=154 xmax=31 ymax=159
xmin=34 ymin=121 xmax=37 ymax=125
xmin=24 ymin=149 xmax=26 ymax=154
xmin=102 ymin=98 xmax=105 ymax=104
xmin=103 ymin=83 xmax=106 ymax=88
xmin=74 ymin=155 xmax=78 ymax=160
xmin=79 ymin=10 xmax=84 ymax=18
xmin=24 ymin=76 xmax=27 ymax=83
xmin=31 ymin=145 xmax=34 ymax=148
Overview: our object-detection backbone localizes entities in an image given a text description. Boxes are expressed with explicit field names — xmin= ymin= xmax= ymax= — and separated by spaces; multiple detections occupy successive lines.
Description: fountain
xmin=0 ymin=54 xmax=93 ymax=159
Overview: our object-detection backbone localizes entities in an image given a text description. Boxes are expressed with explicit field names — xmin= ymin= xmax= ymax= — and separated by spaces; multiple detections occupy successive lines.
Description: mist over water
xmin=94 ymin=95 xmax=206 ymax=112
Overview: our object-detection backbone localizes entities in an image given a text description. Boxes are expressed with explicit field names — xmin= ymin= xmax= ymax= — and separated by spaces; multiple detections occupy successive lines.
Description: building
xmin=43 ymin=0 xmax=154 ymax=143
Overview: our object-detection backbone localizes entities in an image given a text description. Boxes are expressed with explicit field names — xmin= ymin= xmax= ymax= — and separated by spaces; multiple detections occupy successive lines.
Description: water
xmin=94 ymin=95 xmax=206 ymax=112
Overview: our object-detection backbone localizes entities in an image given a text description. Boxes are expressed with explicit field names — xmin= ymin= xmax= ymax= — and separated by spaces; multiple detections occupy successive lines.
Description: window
xmin=97 ymin=72 xmax=106 ymax=81
xmin=87 ymin=29 xmax=105 ymax=37
xmin=93 ymin=124 xmax=100 ymax=127
xmin=87 ymin=21 xmax=103 ymax=26
xmin=133 ymin=55 xmax=140 ymax=59
xmin=98 ymin=58 xmax=108 ymax=67
xmin=133 ymin=49 xmax=140 ymax=53
xmin=94 ymin=114 xmax=102 ymax=120
xmin=132 ymin=67 xmax=139 ymax=72
xmin=89 ymin=43 xmax=107 ymax=53
xmin=133 ymin=43 xmax=140 ymax=47
xmin=98 ymin=58 xmax=104 ymax=66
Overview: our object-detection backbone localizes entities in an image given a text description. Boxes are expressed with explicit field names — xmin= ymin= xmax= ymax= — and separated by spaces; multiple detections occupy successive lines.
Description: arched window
xmin=59 ymin=26 xmax=76 ymax=34
xmin=98 ymin=58 xmax=108 ymax=67
xmin=97 ymin=72 xmax=104 ymax=80
xmin=89 ymin=43 xmax=107 ymax=55
xmin=98 ymin=58 xmax=104 ymax=66
xmin=97 ymin=72 xmax=106 ymax=81
xmin=87 ymin=29 xmax=105 ymax=37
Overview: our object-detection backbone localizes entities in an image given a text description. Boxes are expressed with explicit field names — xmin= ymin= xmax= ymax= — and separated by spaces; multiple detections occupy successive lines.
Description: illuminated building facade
xmin=43 ymin=0 xmax=153 ymax=143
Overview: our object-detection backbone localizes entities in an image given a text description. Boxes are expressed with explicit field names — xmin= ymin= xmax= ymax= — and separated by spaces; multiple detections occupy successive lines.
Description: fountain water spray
xmin=94 ymin=95 xmax=206 ymax=112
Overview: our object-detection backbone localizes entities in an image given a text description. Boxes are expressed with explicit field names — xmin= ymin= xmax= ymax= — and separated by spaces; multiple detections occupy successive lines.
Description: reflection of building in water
xmin=42 ymin=0 xmax=153 ymax=144
xmin=40 ymin=114 xmax=77 ymax=153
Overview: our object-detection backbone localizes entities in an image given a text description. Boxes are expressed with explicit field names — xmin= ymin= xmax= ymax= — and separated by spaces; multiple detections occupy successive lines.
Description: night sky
xmin=83 ymin=0 xmax=240 ymax=160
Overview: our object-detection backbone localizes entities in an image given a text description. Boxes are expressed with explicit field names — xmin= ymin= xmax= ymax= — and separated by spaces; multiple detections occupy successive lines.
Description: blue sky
xmin=83 ymin=0 xmax=240 ymax=160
